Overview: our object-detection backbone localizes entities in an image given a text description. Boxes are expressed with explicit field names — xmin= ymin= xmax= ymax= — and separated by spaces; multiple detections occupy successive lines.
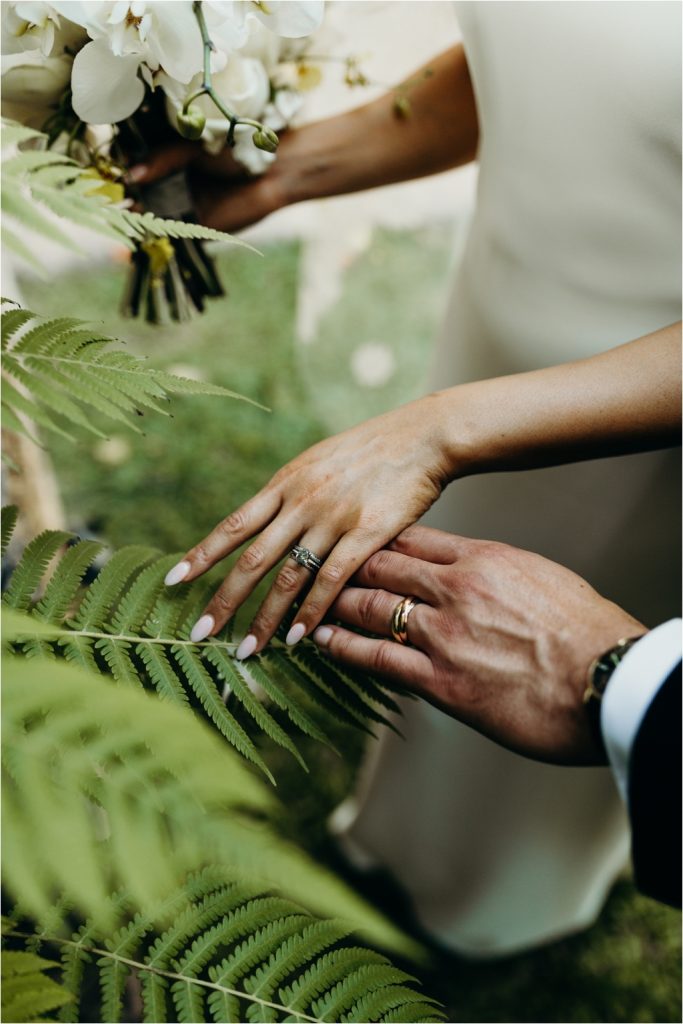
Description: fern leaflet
xmin=4 ymin=516 xmax=406 ymax=780
xmin=1 ymin=300 xmax=262 ymax=446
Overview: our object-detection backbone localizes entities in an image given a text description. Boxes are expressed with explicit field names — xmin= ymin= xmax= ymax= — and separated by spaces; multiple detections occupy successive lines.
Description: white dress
xmin=331 ymin=1 xmax=682 ymax=957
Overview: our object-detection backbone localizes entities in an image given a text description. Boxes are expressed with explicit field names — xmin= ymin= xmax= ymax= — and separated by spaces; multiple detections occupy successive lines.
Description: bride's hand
xmin=164 ymin=396 xmax=452 ymax=657
xmin=128 ymin=140 xmax=286 ymax=232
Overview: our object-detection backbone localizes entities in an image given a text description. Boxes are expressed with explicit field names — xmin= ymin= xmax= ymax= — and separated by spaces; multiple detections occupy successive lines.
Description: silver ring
xmin=290 ymin=545 xmax=323 ymax=574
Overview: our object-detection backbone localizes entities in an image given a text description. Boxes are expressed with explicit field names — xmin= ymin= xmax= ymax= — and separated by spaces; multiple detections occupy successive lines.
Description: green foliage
xmin=3 ymin=511 xmax=404 ymax=781
xmin=5 ymin=875 xmax=439 ymax=1023
xmin=1 ymin=299 xmax=261 ymax=446
xmin=2 ymin=638 xmax=418 ymax=961
xmin=1 ymin=119 xmax=252 ymax=271
xmin=1 ymin=949 xmax=73 ymax=1022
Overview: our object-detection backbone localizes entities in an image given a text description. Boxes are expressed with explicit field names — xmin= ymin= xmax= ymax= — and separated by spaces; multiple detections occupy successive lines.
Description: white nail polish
xmin=313 ymin=626 xmax=333 ymax=647
xmin=190 ymin=614 xmax=214 ymax=643
xmin=235 ymin=634 xmax=258 ymax=661
xmin=285 ymin=622 xmax=306 ymax=646
xmin=165 ymin=560 xmax=191 ymax=586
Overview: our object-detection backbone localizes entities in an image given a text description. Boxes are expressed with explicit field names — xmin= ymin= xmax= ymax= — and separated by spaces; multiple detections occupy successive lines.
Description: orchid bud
xmin=177 ymin=106 xmax=206 ymax=141
xmin=252 ymin=127 xmax=279 ymax=153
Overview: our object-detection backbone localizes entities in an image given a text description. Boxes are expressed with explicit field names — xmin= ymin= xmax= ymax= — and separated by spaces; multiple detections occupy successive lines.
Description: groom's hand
xmin=313 ymin=526 xmax=646 ymax=765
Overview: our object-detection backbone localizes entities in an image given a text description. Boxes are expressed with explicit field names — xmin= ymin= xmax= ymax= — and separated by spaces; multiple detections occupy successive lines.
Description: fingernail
xmin=126 ymin=164 xmax=147 ymax=183
xmin=164 ymin=560 xmax=191 ymax=586
xmin=235 ymin=634 xmax=258 ymax=661
xmin=190 ymin=614 xmax=214 ymax=643
xmin=285 ymin=622 xmax=306 ymax=646
xmin=313 ymin=626 xmax=333 ymax=647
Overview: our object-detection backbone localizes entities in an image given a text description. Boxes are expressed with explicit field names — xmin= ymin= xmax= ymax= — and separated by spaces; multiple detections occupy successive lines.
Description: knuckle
xmin=317 ymin=561 xmax=345 ymax=588
xmin=301 ymin=593 xmax=326 ymax=620
xmin=373 ymin=640 xmax=397 ymax=676
xmin=250 ymin=608 xmax=278 ymax=636
xmin=355 ymin=511 xmax=384 ymax=535
xmin=219 ymin=510 xmax=246 ymax=536
xmin=236 ymin=544 xmax=265 ymax=574
xmin=358 ymin=589 xmax=386 ymax=630
xmin=210 ymin=589 xmax=233 ymax=614
xmin=364 ymin=550 xmax=392 ymax=585
xmin=192 ymin=542 xmax=211 ymax=564
xmin=273 ymin=565 xmax=303 ymax=596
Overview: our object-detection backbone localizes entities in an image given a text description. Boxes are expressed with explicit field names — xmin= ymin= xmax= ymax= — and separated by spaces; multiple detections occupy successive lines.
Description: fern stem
xmin=20 ymin=626 xmax=239 ymax=651
xmin=6 ymin=931 xmax=321 ymax=1024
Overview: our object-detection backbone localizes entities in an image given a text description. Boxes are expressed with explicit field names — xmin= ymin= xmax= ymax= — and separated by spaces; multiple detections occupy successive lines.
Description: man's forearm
xmin=431 ymin=322 xmax=682 ymax=479
xmin=272 ymin=46 xmax=479 ymax=208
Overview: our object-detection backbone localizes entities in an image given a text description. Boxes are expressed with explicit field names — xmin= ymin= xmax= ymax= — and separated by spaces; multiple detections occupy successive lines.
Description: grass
xmin=18 ymin=230 xmax=681 ymax=1023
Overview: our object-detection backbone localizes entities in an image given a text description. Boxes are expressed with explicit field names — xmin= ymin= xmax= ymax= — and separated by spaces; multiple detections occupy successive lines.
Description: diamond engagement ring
xmin=290 ymin=545 xmax=323 ymax=574
xmin=390 ymin=596 xmax=418 ymax=645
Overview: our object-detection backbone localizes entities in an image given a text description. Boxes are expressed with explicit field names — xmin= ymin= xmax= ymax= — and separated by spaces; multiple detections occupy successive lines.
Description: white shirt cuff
xmin=601 ymin=618 xmax=682 ymax=803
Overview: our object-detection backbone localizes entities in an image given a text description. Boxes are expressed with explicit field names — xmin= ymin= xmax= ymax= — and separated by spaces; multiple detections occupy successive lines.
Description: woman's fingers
xmin=329 ymin=587 xmax=434 ymax=649
xmin=236 ymin=531 xmax=336 ymax=657
xmin=188 ymin=514 xmax=307 ymax=641
xmin=284 ymin=529 xmax=389 ymax=642
xmin=165 ymin=489 xmax=282 ymax=588
xmin=312 ymin=624 xmax=434 ymax=692
xmin=128 ymin=141 xmax=197 ymax=185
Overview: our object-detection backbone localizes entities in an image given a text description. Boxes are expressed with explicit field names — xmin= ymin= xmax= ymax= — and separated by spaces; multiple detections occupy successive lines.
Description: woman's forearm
xmin=271 ymin=45 xmax=478 ymax=208
xmin=432 ymin=322 xmax=682 ymax=479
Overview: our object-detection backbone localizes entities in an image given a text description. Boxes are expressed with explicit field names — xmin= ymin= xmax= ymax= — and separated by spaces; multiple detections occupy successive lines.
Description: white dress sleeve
xmin=601 ymin=619 xmax=683 ymax=803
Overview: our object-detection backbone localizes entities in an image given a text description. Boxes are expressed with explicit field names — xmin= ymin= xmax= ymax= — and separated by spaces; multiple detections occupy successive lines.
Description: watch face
xmin=592 ymin=638 xmax=641 ymax=698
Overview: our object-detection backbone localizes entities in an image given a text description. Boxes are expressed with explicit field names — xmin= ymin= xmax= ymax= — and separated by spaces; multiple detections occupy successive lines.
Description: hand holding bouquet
xmin=2 ymin=1 xmax=326 ymax=322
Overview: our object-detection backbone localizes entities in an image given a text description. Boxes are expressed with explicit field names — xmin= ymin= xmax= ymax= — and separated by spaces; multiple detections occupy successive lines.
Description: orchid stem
xmin=188 ymin=0 xmax=276 ymax=148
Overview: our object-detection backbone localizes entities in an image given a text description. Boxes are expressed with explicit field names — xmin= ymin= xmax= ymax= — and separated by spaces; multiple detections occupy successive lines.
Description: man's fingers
xmin=388 ymin=524 xmax=473 ymax=564
xmin=165 ymin=489 xmax=281 ymax=587
xmin=312 ymin=625 xmax=433 ymax=692
xmin=128 ymin=141 xmax=197 ymax=185
xmin=350 ymin=549 xmax=436 ymax=600
xmin=329 ymin=587 xmax=433 ymax=649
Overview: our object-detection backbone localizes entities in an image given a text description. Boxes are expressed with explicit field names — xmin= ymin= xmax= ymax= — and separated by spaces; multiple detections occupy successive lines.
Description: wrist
xmin=567 ymin=607 xmax=647 ymax=763
xmin=427 ymin=382 xmax=498 ymax=482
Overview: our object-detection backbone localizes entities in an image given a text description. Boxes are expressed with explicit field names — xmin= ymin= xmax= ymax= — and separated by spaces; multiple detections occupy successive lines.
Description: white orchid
xmin=54 ymin=2 xmax=204 ymax=124
xmin=1 ymin=2 xmax=85 ymax=57
xmin=3 ymin=0 xmax=325 ymax=174
xmin=1 ymin=49 xmax=72 ymax=128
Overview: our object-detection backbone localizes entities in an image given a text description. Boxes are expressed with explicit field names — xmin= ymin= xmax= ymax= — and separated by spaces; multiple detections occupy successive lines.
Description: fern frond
xmin=3 ymin=651 xmax=416 ymax=957
xmin=1 ymin=118 xmax=253 ymax=269
xmin=4 ymin=517 xmax=405 ymax=782
xmin=7 ymin=872 xmax=436 ymax=1023
xmin=1 ymin=949 xmax=73 ymax=1023
xmin=1 ymin=300 xmax=262 ymax=445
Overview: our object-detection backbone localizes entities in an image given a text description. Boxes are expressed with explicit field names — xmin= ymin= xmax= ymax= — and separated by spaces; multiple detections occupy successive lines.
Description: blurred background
xmin=5 ymin=3 xmax=680 ymax=1021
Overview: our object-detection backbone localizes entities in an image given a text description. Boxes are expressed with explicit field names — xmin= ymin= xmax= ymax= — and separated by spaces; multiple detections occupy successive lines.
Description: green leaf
xmin=1 ymin=504 xmax=18 ymax=556
xmin=1 ymin=302 xmax=264 ymax=448
xmin=2 ymin=529 xmax=72 ymax=611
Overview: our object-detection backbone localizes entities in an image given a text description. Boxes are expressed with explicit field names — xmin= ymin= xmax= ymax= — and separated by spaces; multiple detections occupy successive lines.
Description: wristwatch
xmin=583 ymin=635 xmax=644 ymax=753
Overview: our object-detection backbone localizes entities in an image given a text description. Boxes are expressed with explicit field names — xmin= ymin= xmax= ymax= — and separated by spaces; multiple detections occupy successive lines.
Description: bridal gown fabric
xmin=331 ymin=2 xmax=682 ymax=957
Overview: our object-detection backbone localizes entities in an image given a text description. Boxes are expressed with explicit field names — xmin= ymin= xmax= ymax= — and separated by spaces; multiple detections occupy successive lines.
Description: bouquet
xmin=1 ymin=1 xmax=325 ymax=323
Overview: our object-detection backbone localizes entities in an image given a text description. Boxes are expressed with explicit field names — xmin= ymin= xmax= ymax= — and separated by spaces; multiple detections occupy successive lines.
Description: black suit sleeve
xmin=627 ymin=661 xmax=681 ymax=907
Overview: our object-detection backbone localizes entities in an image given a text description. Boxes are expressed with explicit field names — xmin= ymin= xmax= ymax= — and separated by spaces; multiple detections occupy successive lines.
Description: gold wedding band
xmin=390 ymin=596 xmax=418 ymax=645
